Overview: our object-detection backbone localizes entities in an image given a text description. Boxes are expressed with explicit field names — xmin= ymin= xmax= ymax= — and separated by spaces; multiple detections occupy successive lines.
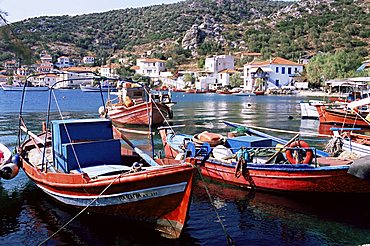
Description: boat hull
xmin=106 ymin=102 xmax=170 ymax=125
xmin=191 ymin=158 xmax=370 ymax=193
xmin=21 ymin=160 xmax=194 ymax=238
xmin=1 ymin=85 xmax=49 ymax=91
xmin=316 ymin=105 xmax=370 ymax=127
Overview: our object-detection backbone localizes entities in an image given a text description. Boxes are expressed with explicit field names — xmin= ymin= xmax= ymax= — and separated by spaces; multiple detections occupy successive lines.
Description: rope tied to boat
xmin=234 ymin=147 xmax=256 ymax=189
xmin=195 ymin=165 xmax=236 ymax=246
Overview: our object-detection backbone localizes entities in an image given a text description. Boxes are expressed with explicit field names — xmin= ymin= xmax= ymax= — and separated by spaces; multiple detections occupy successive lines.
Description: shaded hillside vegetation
xmin=0 ymin=0 xmax=369 ymax=64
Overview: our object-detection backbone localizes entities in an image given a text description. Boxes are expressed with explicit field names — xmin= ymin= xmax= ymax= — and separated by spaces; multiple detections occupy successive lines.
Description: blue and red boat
xmin=159 ymin=122 xmax=370 ymax=193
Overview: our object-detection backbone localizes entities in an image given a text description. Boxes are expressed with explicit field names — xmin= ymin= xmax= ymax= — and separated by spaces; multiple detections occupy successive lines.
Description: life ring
xmin=285 ymin=140 xmax=313 ymax=164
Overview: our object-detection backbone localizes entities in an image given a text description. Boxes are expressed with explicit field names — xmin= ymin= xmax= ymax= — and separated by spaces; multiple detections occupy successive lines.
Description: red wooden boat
xmin=216 ymin=89 xmax=232 ymax=95
xmin=102 ymin=85 xmax=173 ymax=126
xmin=17 ymin=119 xmax=194 ymax=239
xmin=159 ymin=124 xmax=370 ymax=193
xmin=253 ymin=91 xmax=265 ymax=96
xmin=315 ymin=105 xmax=370 ymax=127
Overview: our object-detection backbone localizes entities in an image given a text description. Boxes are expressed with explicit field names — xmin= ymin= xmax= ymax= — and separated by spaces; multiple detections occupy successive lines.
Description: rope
xmin=52 ymin=91 xmax=83 ymax=172
xmin=195 ymin=166 xmax=235 ymax=246
xmin=38 ymin=172 xmax=123 ymax=245
xmin=143 ymin=87 xmax=176 ymax=135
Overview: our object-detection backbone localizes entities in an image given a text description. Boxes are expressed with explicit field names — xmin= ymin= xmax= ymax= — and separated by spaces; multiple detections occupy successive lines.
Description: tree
xmin=183 ymin=73 xmax=195 ymax=84
xmin=229 ymin=72 xmax=243 ymax=88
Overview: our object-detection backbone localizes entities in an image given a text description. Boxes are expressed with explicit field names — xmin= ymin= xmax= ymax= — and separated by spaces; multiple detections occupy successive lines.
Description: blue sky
xmin=0 ymin=0 xmax=181 ymax=22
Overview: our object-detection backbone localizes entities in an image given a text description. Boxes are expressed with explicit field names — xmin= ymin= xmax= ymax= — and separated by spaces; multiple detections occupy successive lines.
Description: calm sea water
xmin=1 ymin=90 xmax=370 ymax=245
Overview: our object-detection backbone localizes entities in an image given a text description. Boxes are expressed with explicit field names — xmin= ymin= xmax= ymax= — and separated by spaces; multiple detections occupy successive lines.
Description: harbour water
xmin=1 ymin=90 xmax=370 ymax=245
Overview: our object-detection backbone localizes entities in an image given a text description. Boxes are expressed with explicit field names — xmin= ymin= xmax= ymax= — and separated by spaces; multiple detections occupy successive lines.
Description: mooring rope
xmin=143 ymin=87 xmax=176 ymax=135
xmin=195 ymin=166 xmax=235 ymax=246
xmin=38 ymin=172 xmax=123 ymax=245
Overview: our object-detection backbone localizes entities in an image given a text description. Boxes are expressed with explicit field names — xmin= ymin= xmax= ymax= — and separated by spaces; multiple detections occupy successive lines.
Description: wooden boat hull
xmin=190 ymin=158 xmax=370 ymax=193
xmin=316 ymin=105 xmax=370 ymax=127
xmin=106 ymin=102 xmax=170 ymax=125
xmin=21 ymin=159 xmax=194 ymax=238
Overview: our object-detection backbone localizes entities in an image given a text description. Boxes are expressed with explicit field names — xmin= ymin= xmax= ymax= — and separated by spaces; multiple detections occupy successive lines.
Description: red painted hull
xmin=20 ymin=134 xmax=194 ymax=239
xmin=254 ymin=91 xmax=265 ymax=95
xmin=159 ymin=129 xmax=370 ymax=194
xmin=316 ymin=105 xmax=370 ymax=127
xmin=106 ymin=102 xmax=170 ymax=125
xmin=190 ymin=158 xmax=370 ymax=193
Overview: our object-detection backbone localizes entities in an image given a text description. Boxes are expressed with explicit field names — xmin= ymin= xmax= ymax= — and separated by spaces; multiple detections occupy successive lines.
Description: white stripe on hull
xmin=37 ymin=182 xmax=187 ymax=207
xmin=343 ymin=140 xmax=370 ymax=156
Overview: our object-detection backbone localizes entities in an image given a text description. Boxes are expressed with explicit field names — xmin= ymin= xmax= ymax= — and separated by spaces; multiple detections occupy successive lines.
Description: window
xmin=220 ymin=74 xmax=223 ymax=79
xmin=294 ymin=68 xmax=299 ymax=73
xmin=288 ymin=67 xmax=291 ymax=74
xmin=276 ymin=67 xmax=279 ymax=73
xmin=282 ymin=67 xmax=285 ymax=74
xmin=276 ymin=80 xmax=279 ymax=86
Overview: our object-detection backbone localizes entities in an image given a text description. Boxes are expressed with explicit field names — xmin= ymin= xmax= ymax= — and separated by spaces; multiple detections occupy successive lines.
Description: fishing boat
xmin=253 ymin=90 xmax=265 ymax=96
xmin=159 ymin=122 xmax=370 ymax=193
xmin=1 ymin=84 xmax=49 ymax=91
xmin=101 ymin=83 xmax=173 ymax=126
xmin=13 ymin=77 xmax=195 ymax=239
xmin=315 ymin=98 xmax=370 ymax=127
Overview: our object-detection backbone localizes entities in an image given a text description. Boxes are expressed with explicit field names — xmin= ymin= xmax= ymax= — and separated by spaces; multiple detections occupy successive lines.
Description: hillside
xmin=0 ymin=0 xmax=369 ymax=64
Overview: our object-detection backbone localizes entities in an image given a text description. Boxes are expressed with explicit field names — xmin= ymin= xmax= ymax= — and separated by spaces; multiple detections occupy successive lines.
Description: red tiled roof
xmin=137 ymin=58 xmax=166 ymax=63
xmin=130 ymin=65 xmax=140 ymax=70
xmin=219 ymin=69 xmax=237 ymax=74
xmin=249 ymin=57 xmax=301 ymax=66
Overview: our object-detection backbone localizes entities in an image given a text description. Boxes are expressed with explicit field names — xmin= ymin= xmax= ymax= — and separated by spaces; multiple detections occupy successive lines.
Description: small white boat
xmin=233 ymin=91 xmax=256 ymax=96
xmin=0 ymin=143 xmax=12 ymax=165
xmin=1 ymin=84 xmax=49 ymax=91
xmin=80 ymin=84 xmax=117 ymax=92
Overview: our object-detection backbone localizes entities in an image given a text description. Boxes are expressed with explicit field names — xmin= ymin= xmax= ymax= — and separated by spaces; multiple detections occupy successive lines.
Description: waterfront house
xmin=198 ymin=55 xmax=235 ymax=90
xmin=30 ymin=74 xmax=58 ymax=87
xmin=132 ymin=58 xmax=166 ymax=79
xmin=36 ymin=63 xmax=53 ymax=74
xmin=243 ymin=57 xmax=303 ymax=91
xmin=16 ymin=66 xmax=32 ymax=76
xmin=205 ymin=55 xmax=235 ymax=74
xmin=99 ymin=64 xmax=120 ymax=79
xmin=57 ymin=67 xmax=97 ymax=88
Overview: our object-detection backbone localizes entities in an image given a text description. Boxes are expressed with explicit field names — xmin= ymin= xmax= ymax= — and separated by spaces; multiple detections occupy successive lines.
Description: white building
xmin=204 ymin=55 xmax=235 ymax=74
xmin=99 ymin=64 xmax=120 ymax=79
xmin=55 ymin=56 xmax=72 ymax=68
xmin=243 ymin=57 xmax=303 ymax=91
xmin=218 ymin=69 xmax=238 ymax=87
xmin=56 ymin=67 xmax=97 ymax=88
xmin=132 ymin=58 xmax=166 ymax=78
xmin=83 ymin=56 xmax=95 ymax=65
xmin=40 ymin=54 xmax=53 ymax=64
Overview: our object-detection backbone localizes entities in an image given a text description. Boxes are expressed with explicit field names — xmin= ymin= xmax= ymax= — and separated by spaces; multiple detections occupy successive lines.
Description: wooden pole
xmin=265 ymin=133 xmax=300 ymax=164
